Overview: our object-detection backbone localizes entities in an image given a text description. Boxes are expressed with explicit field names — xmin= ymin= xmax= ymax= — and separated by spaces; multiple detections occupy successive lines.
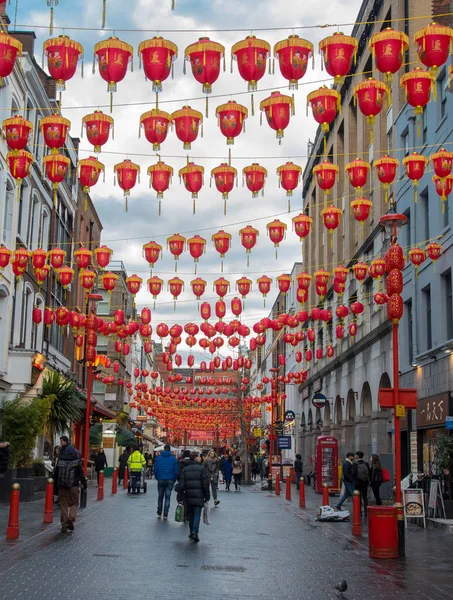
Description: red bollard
xmin=275 ymin=473 xmax=281 ymax=496
xmin=123 ymin=467 xmax=128 ymax=490
xmin=97 ymin=470 xmax=104 ymax=501
xmin=299 ymin=478 xmax=306 ymax=508
xmin=322 ymin=483 xmax=329 ymax=505
xmin=112 ymin=467 xmax=118 ymax=495
xmin=43 ymin=478 xmax=54 ymax=523
xmin=6 ymin=483 xmax=20 ymax=540
xmin=352 ymin=490 xmax=362 ymax=536
xmin=286 ymin=475 xmax=291 ymax=501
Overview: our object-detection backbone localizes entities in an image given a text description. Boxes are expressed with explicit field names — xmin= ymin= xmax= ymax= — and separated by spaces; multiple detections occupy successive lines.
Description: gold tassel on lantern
xmin=251 ymin=94 xmax=254 ymax=117
xmin=205 ymin=96 xmax=209 ymax=118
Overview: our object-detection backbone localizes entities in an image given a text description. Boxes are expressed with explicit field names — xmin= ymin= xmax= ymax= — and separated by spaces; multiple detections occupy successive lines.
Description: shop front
xmin=415 ymin=393 xmax=453 ymax=475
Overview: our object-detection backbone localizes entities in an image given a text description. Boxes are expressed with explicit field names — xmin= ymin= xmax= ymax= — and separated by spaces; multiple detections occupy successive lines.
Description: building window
xmin=17 ymin=183 xmax=30 ymax=242
xmin=438 ymin=70 xmax=447 ymax=121
xmin=20 ymin=284 xmax=33 ymax=348
xmin=405 ymin=300 xmax=413 ymax=364
xmin=442 ymin=269 xmax=453 ymax=341
xmin=97 ymin=290 xmax=110 ymax=316
xmin=401 ymin=129 xmax=409 ymax=156
xmin=422 ymin=285 xmax=432 ymax=351
xmin=419 ymin=188 xmax=429 ymax=244
xmin=3 ymin=181 xmax=14 ymax=246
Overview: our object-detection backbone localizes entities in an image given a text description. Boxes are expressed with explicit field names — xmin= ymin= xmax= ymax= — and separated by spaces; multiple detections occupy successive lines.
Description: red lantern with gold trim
xmin=56 ymin=265 xmax=74 ymax=289
xmin=352 ymin=262 xmax=368 ymax=283
xmin=148 ymin=275 xmax=163 ymax=299
xmin=236 ymin=277 xmax=252 ymax=300
xmin=314 ymin=269 xmax=330 ymax=301
xmin=48 ymin=247 xmax=66 ymax=269
xmin=374 ymin=292 xmax=388 ymax=306
xmin=400 ymin=68 xmax=434 ymax=115
xmin=126 ymin=274 xmax=142 ymax=299
xmin=168 ymin=277 xmax=184 ymax=309
xmin=215 ymin=299 xmax=226 ymax=321
xmin=187 ymin=235 xmax=206 ymax=274
xmin=415 ymin=22 xmax=453 ymax=74
xmin=231 ymin=35 xmax=270 ymax=92
xmin=35 ymin=265 xmax=51 ymax=287
xmin=243 ymin=163 xmax=267 ymax=198
xmin=402 ymin=152 xmax=428 ymax=202
xmin=172 ymin=106 xmax=203 ymax=150
xmin=292 ymin=213 xmax=312 ymax=243
xmin=74 ymin=247 xmax=92 ymax=270
xmin=319 ymin=32 xmax=358 ymax=85
xmin=387 ymin=294 xmax=403 ymax=324
xmin=0 ymin=246 xmax=11 ymax=272
xmin=79 ymin=269 xmax=96 ymax=292
xmin=211 ymin=163 xmax=237 ymax=214
xmin=277 ymin=274 xmax=292 ymax=295
xmin=7 ymin=150 xmax=33 ymax=200
xmin=433 ymin=174 xmax=453 ymax=211
xmin=353 ymin=78 xmax=390 ymax=143
xmin=114 ymin=159 xmax=140 ymax=210
xmin=94 ymin=245 xmax=112 ymax=269
xmin=213 ymin=277 xmax=230 ymax=299
xmin=191 ymin=277 xmax=207 ymax=301
xmin=43 ymin=154 xmax=70 ymax=205
xmin=370 ymin=258 xmax=386 ymax=280
xmin=266 ymin=219 xmax=287 ymax=259
xmin=259 ymin=91 xmax=294 ymax=142
xmin=200 ymin=302 xmax=211 ymax=321
xmin=101 ymin=271 xmax=118 ymax=294
xmin=334 ymin=265 xmax=349 ymax=284
xmin=94 ymin=37 xmax=133 ymax=111
xmin=239 ymin=225 xmax=259 ymax=266
xmin=140 ymin=109 xmax=171 ymax=152
xmin=82 ymin=110 xmax=114 ymax=153
xmin=43 ymin=35 xmax=83 ymax=92
xmin=321 ymin=205 xmax=342 ymax=242
xmin=148 ymin=160 xmax=173 ymax=215
xmin=314 ymin=160 xmax=339 ymax=201
xmin=167 ymin=233 xmax=186 ymax=271
xmin=409 ymin=248 xmax=426 ymax=276
xmin=427 ymin=241 xmax=442 ymax=263
xmin=345 ymin=158 xmax=370 ymax=193
xmin=274 ymin=35 xmax=314 ymax=90
xmin=369 ymin=28 xmax=409 ymax=82
xmin=431 ymin=148 xmax=453 ymax=179
xmin=138 ymin=36 xmax=177 ymax=93
xmin=212 ymin=230 xmax=231 ymax=272
xmin=2 ymin=116 xmax=33 ymax=153
xmin=40 ymin=113 xmax=71 ymax=153
xmin=296 ymin=272 xmax=312 ymax=292
xmin=351 ymin=198 xmax=372 ymax=225
xmin=216 ymin=100 xmax=248 ymax=145
xmin=0 ymin=31 xmax=22 ymax=87
xmin=179 ymin=162 xmax=204 ymax=213
xmin=32 ymin=306 xmax=42 ymax=325
xmin=257 ymin=275 xmax=272 ymax=306
xmin=78 ymin=156 xmax=104 ymax=205
xmin=184 ymin=37 xmax=224 ymax=95
xmin=231 ymin=297 xmax=242 ymax=317
xmin=307 ymin=87 xmax=340 ymax=133
xmin=143 ymin=241 xmax=162 ymax=271
xmin=374 ymin=155 xmax=399 ymax=203
xmin=277 ymin=162 xmax=302 ymax=211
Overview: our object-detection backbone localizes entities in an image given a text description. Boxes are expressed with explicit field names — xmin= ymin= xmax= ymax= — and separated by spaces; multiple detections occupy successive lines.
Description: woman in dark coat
xmin=223 ymin=455 xmax=233 ymax=491
xmin=118 ymin=449 xmax=128 ymax=484
xmin=178 ymin=452 xmax=210 ymax=543
xmin=95 ymin=448 xmax=108 ymax=484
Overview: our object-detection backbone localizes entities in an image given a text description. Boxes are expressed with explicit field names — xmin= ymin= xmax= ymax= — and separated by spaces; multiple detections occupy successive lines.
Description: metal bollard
xmin=6 ymin=483 xmax=20 ymax=540
xmin=299 ymin=478 xmax=306 ymax=508
xmin=286 ymin=475 xmax=291 ymax=501
xmin=112 ymin=467 xmax=118 ymax=495
xmin=43 ymin=478 xmax=54 ymax=523
xmin=97 ymin=470 xmax=104 ymax=501
xmin=123 ymin=467 xmax=128 ymax=490
xmin=275 ymin=473 xmax=281 ymax=495
xmin=322 ymin=482 xmax=329 ymax=505
xmin=352 ymin=490 xmax=362 ymax=536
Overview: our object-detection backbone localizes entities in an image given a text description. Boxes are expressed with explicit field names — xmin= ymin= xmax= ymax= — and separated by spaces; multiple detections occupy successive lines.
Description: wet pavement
xmin=0 ymin=479 xmax=452 ymax=600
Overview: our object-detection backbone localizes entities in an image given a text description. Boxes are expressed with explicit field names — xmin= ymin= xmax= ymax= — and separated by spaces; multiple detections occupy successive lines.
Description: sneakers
xmin=193 ymin=533 xmax=200 ymax=543
xmin=157 ymin=510 xmax=162 ymax=518
xmin=163 ymin=513 xmax=168 ymax=521
xmin=214 ymin=500 xmax=220 ymax=506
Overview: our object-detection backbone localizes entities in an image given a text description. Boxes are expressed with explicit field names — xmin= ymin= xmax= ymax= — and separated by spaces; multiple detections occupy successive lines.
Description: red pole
xmin=285 ymin=474 xmax=291 ymax=501
xmin=43 ymin=478 xmax=54 ymax=523
xmin=322 ymin=482 xmax=329 ymax=505
xmin=352 ymin=490 xmax=362 ymax=536
xmin=97 ymin=470 xmax=104 ymax=501
xmin=6 ymin=483 xmax=20 ymax=539
xmin=83 ymin=363 xmax=93 ymax=475
xmin=299 ymin=478 xmax=306 ymax=508
xmin=123 ymin=467 xmax=128 ymax=489
xmin=275 ymin=472 xmax=281 ymax=495
xmin=112 ymin=467 xmax=118 ymax=495
xmin=392 ymin=322 xmax=405 ymax=556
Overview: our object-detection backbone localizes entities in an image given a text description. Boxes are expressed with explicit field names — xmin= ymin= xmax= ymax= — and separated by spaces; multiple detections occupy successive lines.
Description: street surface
xmin=0 ymin=481 xmax=452 ymax=600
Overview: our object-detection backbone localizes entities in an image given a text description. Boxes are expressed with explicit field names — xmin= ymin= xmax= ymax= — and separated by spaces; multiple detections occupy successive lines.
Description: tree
xmin=39 ymin=370 xmax=84 ymax=441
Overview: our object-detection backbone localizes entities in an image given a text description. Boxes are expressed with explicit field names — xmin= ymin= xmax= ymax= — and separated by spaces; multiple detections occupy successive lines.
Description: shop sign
xmin=403 ymin=488 xmax=425 ymax=524
xmin=253 ymin=427 xmax=262 ymax=437
xmin=410 ymin=431 xmax=418 ymax=474
xmin=313 ymin=379 xmax=322 ymax=393
xmin=278 ymin=435 xmax=292 ymax=449
xmin=446 ymin=416 xmax=453 ymax=430
xmin=416 ymin=393 xmax=452 ymax=429
xmin=105 ymin=393 xmax=116 ymax=401
xmin=301 ymin=385 xmax=310 ymax=400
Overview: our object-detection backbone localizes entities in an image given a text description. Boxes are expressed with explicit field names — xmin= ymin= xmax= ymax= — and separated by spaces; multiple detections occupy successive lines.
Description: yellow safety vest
xmin=127 ymin=451 xmax=146 ymax=472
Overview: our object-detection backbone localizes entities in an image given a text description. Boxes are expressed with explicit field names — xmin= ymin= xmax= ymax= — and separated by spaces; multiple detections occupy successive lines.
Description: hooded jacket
xmin=153 ymin=450 xmax=179 ymax=481
xmin=204 ymin=457 xmax=219 ymax=482
xmin=179 ymin=461 xmax=210 ymax=507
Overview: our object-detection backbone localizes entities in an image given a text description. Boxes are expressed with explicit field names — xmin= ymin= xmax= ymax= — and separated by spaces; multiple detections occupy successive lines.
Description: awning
xmin=93 ymin=402 xmax=116 ymax=419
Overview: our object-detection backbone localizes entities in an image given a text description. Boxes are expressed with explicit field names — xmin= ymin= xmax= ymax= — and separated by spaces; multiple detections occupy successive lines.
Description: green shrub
xmin=31 ymin=458 xmax=46 ymax=477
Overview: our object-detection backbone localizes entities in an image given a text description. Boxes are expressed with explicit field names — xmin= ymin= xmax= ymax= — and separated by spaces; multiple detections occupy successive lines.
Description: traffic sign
xmin=447 ymin=417 xmax=453 ymax=430
xmin=278 ymin=435 xmax=292 ymax=449
xmin=312 ymin=392 xmax=327 ymax=409
xmin=284 ymin=410 xmax=296 ymax=422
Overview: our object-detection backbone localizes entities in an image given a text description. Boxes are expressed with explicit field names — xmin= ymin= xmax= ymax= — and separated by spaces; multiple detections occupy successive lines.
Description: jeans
xmin=157 ymin=479 xmax=175 ymax=514
xmin=131 ymin=471 xmax=142 ymax=492
xmin=225 ymin=478 xmax=231 ymax=490
xmin=295 ymin=473 xmax=302 ymax=489
xmin=210 ymin=479 xmax=218 ymax=501
xmin=336 ymin=481 xmax=354 ymax=509
xmin=233 ymin=473 xmax=241 ymax=490
xmin=188 ymin=505 xmax=202 ymax=535
xmin=357 ymin=483 xmax=368 ymax=513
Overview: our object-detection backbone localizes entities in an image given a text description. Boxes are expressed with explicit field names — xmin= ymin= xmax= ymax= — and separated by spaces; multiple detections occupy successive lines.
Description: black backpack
xmin=356 ymin=462 xmax=369 ymax=483
xmin=58 ymin=460 xmax=79 ymax=488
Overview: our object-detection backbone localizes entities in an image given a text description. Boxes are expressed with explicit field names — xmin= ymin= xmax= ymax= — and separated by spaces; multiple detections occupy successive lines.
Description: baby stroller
xmin=127 ymin=469 xmax=147 ymax=494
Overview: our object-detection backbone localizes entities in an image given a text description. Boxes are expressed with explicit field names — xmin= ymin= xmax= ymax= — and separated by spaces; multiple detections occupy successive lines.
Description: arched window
xmin=40 ymin=206 xmax=50 ymax=250
xmin=3 ymin=179 xmax=14 ymax=247
xmin=0 ymin=284 xmax=10 ymax=373
xmin=29 ymin=194 xmax=41 ymax=250
xmin=32 ymin=293 xmax=44 ymax=351
xmin=20 ymin=283 xmax=34 ymax=348
xmin=11 ymin=278 xmax=23 ymax=347
xmin=17 ymin=180 xmax=31 ymax=241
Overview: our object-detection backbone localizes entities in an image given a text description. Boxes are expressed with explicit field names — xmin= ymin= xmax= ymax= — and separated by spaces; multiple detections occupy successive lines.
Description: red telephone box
xmin=315 ymin=435 xmax=339 ymax=493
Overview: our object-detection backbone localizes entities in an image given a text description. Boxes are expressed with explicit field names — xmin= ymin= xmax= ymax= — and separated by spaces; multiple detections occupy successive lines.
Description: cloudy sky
xmin=14 ymin=0 xmax=362 ymax=339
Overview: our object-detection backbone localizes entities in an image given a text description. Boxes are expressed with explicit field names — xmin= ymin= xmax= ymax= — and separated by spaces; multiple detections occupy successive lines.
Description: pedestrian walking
xmin=370 ymin=453 xmax=383 ymax=506
xmin=334 ymin=452 xmax=356 ymax=511
xmin=154 ymin=443 xmax=178 ymax=520
xmin=251 ymin=457 xmax=259 ymax=481
xmin=262 ymin=455 xmax=269 ymax=480
xmin=177 ymin=451 xmax=210 ymax=543
xmin=294 ymin=453 xmax=303 ymax=489
xmin=178 ymin=449 xmax=192 ymax=480
xmin=204 ymin=450 xmax=220 ymax=506
xmin=146 ymin=454 xmax=154 ymax=479
xmin=55 ymin=437 xmax=87 ymax=533
xmin=94 ymin=448 xmax=108 ymax=484
xmin=127 ymin=446 xmax=146 ymax=494
xmin=223 ymin=455 xmax=233 ymax=491
xmin=118 ymin=449 xmax=128 ymax=484
xmin=354 ymin=451 xmax=370 ymax=515
xmin=257 ymin=454 xmax=264 ymax=480
xmin=232 ymin=455 xmax=242 ymax=491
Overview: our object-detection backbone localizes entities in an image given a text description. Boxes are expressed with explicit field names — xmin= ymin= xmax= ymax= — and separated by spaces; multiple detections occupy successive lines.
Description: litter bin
xmin=368 ymin=506 xmax=398 ymax=559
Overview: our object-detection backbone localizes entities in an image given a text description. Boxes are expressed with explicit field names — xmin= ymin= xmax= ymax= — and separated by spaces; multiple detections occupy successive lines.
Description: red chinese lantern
xmin=231 ymin=297 xmax=242 ymax=317
xmin=370 ymin=258 xmax=386 ymax=280
xmin=32 ymin=306 xmax=42 ymax=325
xmin=148 ymin=161 xmax=173 ymax=215
xmin=374 ymin=292 xmax=388 ymax=306
xmin=387 ymin=294 xmax=403 ymax=324
xmin=126 ymin=274 xmax=143 ymax=300
xmin=213 ymin=277 xmax=230 ymax=298
xmin=259 ymin=91 xmax=294 ymax=142
xmin=274 ymin=35 xmax=314 ymax=89
xmin=353 ymin=79 xmax=389 ymax=143
xmin=82 ymin=110 xmax=114 ymax=153
xmin=314 ymin=269 xmax=330 ymax=300
xmin=216 ymin=100 xmax=248 ymax=145
xmin=187 ymin=235 xmax=206 ymax=273
xmin=78 ymin=156 xmax=104 ymax=207
xmin=257 ymin=275 xmax=272 ymax=306
xmin=351 ymin=302 xmax=364 ymax=318
xmin=114 ymin=159 xmax=140 ymax=210
xmin=336 ymin=305 xmax=349 ymax=320
xmin=236 ymin=277 xmax=252 ymax=300
xmin=138 ymin=36 xmax=177 ymax=93
xmin=2 ymin=116 xmax=33 ymax=153
xmin=168 ymin=277 xmax=184 ymax=309
xmin=345 ymin=158 xmax=370 ymax=193
xmin=433 ymin=175 xmax=453 ymax=211
xmin=277 ymin=274 xmax=292 ymax=295
xmin=400 ymin=68 xmax=434 ymax=118
xmin=56 ymin=265 xmax=74 ymax=289
xmin=184 ymin=37 xmax=224 ymax=102
xmin=148 ymin=276 xmax=163 ymax=302
xmin=79 ymin=269 xmax=96 ymax=292
xmin=277 ymin=162 xmax=302 ymax=211
xmin=179 ymin=162 xmax=204 ymax=213
xmin=349 ymin=322 xmax=358 ymax=337
xmin=352 ymin=262 xmax=368 ymax=283
xmin=385 ymin=244 xmax=405 ymax=272
xmin=351 ymin=198 xmax=373 ymax=225
xmin=266 ymin=219 xmax=287 ymax=259
xmin=172 ymin=106 xmax=203 ymax=150
xmin=415 ymin=22 xmax=453 ymax=74
xmin=48 ymin=247 xmax=66 ymax=269
xmin=431 ymin=148 xmax=453 ymax=179
xmin=319 ymin=32 xmax=358 ymax=85
xmin=334 ymin=280 xmax=346 ymax=296
xmin=215 ymin=299 xmax=226 ymax=321
xmin=369 ymin=28 xmax=409 ymax=82
xmin=211 ymin=163 xmax=237 ymax=215
xmin=0 ymin=31 xmax=22 ymax=87
xmin=239 ymin=225 xmax=259 ymax=266
xmin=6 ymin=150 xmax=33 ymax=200
xmin=334 ymin=265 xmax=349 ymax=284
xmin=93 ymin=245 xmax=112 ymax=270
xmin=40 ymin=113 xmax=71 ymax=153
xmin=307 ymin=87 xmax=340 ymax=135
xmin=143 ymin=241 xmax=162 ymax=272
xmin=44 ymin=308 xmax=55 ymax=327
xmin=211 ymin=230 xmax=231 ymax=273
xmin=321 ymin=205 xmax=342 ymax=243
xmin=243 ymin=163 xmax=267 ymax=198
xmin=314 ymin=160 xmax=339 ymax=202
xmin=43 ymin=154 xmax=70 ymax=205
xmin=374 ymin=155 xmax=399 ymax=203
xmin=74 ymin=247 xmax=92 ymax=270
xmin=101 ymin=271 xmax=118 ymax=295
xmin=167 ymin=233 xmax=186 ymax=271
xmin=200 ymin=302 xmax=211 ymax=321
xmin=292 ymin=213 xmax=312 ymax=245
xmin=93 ymin=37 xmax=133 ymax=111
xmin=231 ymin=35 xmax=270 ymax=92
xmin=296 ymin=272 xmax=312 ymax=292
xmin=140 ymin=109 xmax=171 ymax=152
xmin=409 ymin=248 xmax=426 ymax=276
xmin=427 ymin=242 xmax=442 ymax=263
xmin=0 ymin=246 xmax=11 ymax=273
xmin=402 ymin=152 xmax=428 ymax=202
xmin=35 ymin=265 xmax=51 ymax=287
xmin=43 ymin=35 xmax=83 ymax=93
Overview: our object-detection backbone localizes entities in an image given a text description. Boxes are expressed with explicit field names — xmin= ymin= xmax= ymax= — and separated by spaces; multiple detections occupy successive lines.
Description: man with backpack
xmin=335 ymin=452 xmax=356 ymax=511
xmin=354 ymin=450 xmax=371 ymax=516
xmin=56 ymin=436 xmax=87 ymax=532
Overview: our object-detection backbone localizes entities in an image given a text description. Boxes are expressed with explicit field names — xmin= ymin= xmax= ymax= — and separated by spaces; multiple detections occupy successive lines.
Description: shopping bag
xmin=382 ymin=468 xmax=391 ymax=483
xmin=175 ymin=502 xmax=185 ymax=523
xmin=203 ymin=501 xmax=211 ymax=525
